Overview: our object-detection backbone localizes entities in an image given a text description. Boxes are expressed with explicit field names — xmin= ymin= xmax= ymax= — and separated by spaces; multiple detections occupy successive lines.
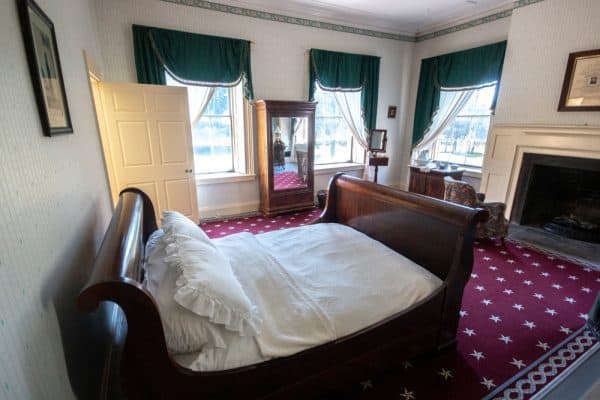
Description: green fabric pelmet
xmin=411 ymin=41 xmax=507 ymax=147
xmin=308 ymin=48 xmax=380 ymax=131
xmin=132 ymin=25 xmax=254 ymax=100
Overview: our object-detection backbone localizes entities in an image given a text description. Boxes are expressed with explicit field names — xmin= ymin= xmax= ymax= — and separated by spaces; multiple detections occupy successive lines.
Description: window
xmin=165 ymin=73 xmax=250 ymax=176
xmin=313 ymin=86 xmax=363 ymax=165
xmin=430 ymin=85 xmax=496 ymax=168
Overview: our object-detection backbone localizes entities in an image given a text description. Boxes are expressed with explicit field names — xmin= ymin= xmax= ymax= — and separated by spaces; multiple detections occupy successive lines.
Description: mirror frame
xmin=368 ymin=129 xmax=387 ymax=154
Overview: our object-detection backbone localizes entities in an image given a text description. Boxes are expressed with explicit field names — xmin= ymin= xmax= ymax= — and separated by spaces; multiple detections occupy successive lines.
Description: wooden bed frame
xmin=78 ymin=174 xmax=486 ymax=399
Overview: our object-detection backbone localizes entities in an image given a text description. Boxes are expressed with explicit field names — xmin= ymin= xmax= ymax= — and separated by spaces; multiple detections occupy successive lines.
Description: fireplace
xmin=511 ymin=153 xmax=600 ymax=243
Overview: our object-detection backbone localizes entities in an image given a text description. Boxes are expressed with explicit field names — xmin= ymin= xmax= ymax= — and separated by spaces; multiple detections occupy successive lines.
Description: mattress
xmin=173 ymin=223 xmax=443 ymax=371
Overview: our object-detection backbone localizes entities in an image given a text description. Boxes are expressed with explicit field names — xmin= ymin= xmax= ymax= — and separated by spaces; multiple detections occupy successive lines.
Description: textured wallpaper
xmin=0 ymin=0 xmax=113 ymax=398
xmin=494 ymin=0 xmax=600 ymax=126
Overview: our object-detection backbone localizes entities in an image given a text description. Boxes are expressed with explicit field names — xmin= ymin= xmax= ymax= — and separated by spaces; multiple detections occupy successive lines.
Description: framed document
xmin=17 ymin=0 xmax=73 ymax=136
xmin=558 ymin=49 xmax=600 ymax=111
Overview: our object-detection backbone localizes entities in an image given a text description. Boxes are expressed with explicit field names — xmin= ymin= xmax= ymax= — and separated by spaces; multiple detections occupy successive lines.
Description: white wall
xmin=0 ymin=0 xmax=113 ymax=398
xmin=93 ymin=0 xmax=414 ymax=216
xmin=494 ymin=0 xmax=600 ymax=126
xmin=400 ymin=18 xmax=512 ymax=188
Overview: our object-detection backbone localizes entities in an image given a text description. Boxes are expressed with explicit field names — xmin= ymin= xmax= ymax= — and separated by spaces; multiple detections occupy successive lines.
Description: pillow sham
xmin=164 ymin=228 xmax=261 ymax=337
xmin=143 ymin=230 xmax=227 ymax=354
xmin=161 ymin=210 xmax=212 ymax=243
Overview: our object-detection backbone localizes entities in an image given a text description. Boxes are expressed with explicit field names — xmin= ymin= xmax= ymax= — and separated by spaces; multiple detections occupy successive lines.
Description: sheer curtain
xmin=412 ymin=89 xmax=473 ymax=159
xmin=333 ymin=90 xmax=370 ymax=178
xmin=166 ymin=73 xmax=215 ymax=125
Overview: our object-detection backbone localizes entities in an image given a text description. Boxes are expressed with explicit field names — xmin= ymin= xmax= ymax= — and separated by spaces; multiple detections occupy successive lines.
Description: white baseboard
xmin=199 ymin=200 xmax=260 ymax=220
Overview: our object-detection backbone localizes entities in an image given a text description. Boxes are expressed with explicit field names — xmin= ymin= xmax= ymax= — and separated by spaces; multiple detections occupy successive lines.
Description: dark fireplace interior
xmin=511 ymin=154 xmax=600 ymax=244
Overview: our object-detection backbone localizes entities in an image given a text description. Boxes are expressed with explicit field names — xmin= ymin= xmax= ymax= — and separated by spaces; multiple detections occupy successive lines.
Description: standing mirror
xmin=256 ymin=100 xmax=316 ymax=216
xmin=271 ymin=117 xmax=309 ymax=191
xmin=368 ymin=129 xmax=387 ymax=154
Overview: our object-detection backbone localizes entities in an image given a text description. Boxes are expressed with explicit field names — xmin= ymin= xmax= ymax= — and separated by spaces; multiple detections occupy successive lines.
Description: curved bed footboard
xmin=78 ymin=176 xmax=485 ymax=399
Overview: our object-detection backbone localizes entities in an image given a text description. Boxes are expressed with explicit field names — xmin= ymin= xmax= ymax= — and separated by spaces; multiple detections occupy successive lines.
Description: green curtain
xmin=412 ymin=41 xmax=507 ymax=147
xmin=309 ymin=49 xmax=380 ymax=130
xmin=132 ymin=25 xmax=254 ymax=100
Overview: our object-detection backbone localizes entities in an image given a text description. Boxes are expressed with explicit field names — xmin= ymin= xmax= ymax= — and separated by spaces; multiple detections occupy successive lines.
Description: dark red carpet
xmin=201 ymin=210 xmax=600 ymax=399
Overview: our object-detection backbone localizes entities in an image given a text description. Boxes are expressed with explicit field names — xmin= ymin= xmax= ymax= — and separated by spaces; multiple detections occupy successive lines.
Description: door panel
xmin=158 ymin=122 xmax=188 ymax=164
xmin=165 ymin=179 xmax=195 ymax=216
xmin=99 ymin=82 xmax=199 ymax=224
xmin=117 ymin=121 xmax=153 ymax=166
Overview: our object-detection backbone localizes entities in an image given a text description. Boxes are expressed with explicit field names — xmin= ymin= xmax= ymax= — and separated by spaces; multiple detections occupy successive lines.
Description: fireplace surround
xmin=511 ymin=153 xmax=600 ymax=243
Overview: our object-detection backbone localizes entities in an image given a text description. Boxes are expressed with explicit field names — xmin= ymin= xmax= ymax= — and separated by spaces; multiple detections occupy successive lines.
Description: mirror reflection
xmin=368 ymin=129 xmax=387 ymax=153
xmin=272 ymin=117 xmax=309 ymax=191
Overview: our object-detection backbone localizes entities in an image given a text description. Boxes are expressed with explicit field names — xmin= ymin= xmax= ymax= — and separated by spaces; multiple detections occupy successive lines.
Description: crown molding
xmin=159 ymin=0 xmax=546 ymax=43
xmin=160 ymin=0 xmax=415 ymax=42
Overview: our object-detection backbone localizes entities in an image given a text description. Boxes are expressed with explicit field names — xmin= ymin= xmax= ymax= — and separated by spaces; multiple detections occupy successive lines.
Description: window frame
xmin=165 ymin=73 xmax=254 ymax=183
xmin=430 ymin=85 xmax=496 ymax=170
xmin=313 ymin=87 xmax=363 ymax=166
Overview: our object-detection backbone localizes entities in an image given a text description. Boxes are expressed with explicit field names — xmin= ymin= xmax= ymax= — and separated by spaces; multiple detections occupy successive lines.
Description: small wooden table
xmin=369 ymin=156 xmax=389 ymax=183
xmin=408 ymin=165 xmax=464 ymax=199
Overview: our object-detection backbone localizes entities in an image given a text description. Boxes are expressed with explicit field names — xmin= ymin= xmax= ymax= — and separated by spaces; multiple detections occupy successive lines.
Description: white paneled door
xmin=98 ymin=82 xmax=199 ymax=224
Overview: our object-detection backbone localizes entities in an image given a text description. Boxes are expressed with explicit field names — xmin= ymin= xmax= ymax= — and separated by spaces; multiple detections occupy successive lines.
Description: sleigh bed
xmin=78 ymin=174 xmax=485 ymax=399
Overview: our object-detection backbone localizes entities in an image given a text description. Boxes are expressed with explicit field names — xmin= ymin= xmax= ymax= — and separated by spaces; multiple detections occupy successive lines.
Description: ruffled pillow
xmin=160 ymin=211 xmax=261 ymax=337
xmin=143 ymin=229 xmax=227 ymax=354
xmin=162 ymin=210 xmax=211 ymax=243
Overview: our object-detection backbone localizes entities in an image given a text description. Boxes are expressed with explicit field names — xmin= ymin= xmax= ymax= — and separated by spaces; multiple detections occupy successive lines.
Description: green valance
xmin=412 ymin=41 xmax=507 ymax=147
xmin=132 ymin=25 xmax=254 ymax=100
xmin=308 ymin=49 xmax=380 ymax=130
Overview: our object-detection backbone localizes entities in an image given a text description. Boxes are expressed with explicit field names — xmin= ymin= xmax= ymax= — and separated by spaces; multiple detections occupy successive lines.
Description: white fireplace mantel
xmin=480 ymin=124 xmax=600 ymax=219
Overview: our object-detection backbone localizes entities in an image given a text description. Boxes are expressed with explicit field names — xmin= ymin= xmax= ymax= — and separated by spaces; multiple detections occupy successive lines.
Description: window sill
xmin=462 ymin=167 xmax=482 ymax=178
xmin=195 ymin=172 xmax=256 ymax=185
xmin=314 ymin=162 xmax=364 ymax=175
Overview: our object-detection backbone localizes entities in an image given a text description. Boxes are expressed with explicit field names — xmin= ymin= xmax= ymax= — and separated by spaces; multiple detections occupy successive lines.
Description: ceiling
xmin=216 ymin=0 xmax=515 ymax=35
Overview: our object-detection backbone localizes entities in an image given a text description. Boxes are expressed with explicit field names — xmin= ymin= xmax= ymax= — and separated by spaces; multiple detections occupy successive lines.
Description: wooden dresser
xmin=408 ymin=166 xmax=464 ymax=199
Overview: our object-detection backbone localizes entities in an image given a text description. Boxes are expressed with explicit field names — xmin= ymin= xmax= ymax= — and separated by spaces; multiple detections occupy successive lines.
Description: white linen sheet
xmin=173 ymin=223 xmax=443 ymax=371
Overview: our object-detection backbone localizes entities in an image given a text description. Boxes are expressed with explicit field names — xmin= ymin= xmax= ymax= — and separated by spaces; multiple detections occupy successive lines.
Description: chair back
xmin=444 ymin=176 xmax=478 ymax=208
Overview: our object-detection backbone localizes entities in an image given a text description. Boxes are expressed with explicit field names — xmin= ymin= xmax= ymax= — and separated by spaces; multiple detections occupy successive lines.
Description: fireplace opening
xmin=511 ymin=154 xmax=600 ymax=244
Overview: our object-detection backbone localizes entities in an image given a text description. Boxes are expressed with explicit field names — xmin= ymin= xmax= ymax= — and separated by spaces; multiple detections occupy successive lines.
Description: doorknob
xmin=185 ymin=169 xmax=193 ymax=173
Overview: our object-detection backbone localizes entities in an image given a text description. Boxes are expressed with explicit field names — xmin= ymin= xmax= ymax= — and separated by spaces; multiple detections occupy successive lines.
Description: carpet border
xmin=483 ymin=326 xmax=598 ymax=400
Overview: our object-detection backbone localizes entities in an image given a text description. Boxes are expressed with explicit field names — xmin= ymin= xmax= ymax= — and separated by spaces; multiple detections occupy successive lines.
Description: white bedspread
xmin=174 ymin=223 xmax=442 ymax=371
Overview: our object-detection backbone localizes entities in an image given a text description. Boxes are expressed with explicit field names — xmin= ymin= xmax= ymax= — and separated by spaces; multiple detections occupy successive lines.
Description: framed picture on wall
xmin=17 ymin=0 xmax=73 ymax=136
xmin=387 ymin=105 xmax=397 ymax=118
xmin=558 ymin=49 xmax=600 ymax=111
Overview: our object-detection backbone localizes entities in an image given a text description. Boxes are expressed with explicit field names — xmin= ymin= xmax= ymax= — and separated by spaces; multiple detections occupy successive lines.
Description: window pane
xmin=437 ymin=116 xmax=490 ymax=167
xmin=314 ymin=87 xmax=359 ymax=164
xmin=193 ymin=116 xmax=233 ymax=173
xmin=431 ymin=85 xmax=496 ymax=168
xmin=204 ymin=87 xmax=230 ymax=116
xmin=458 ymin=85 xmax=496 ymax=116
xmin=165 ymin=72 xmax=237 ymax=174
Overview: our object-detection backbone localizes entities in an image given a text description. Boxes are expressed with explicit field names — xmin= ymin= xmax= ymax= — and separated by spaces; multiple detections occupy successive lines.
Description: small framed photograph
xmin=387 ymin=105 xmax=397 ymax=119
xmin=17 ymin=0 xmax=73 ymax=136
xmin=558 ymin=49 xmax=600 ymax=111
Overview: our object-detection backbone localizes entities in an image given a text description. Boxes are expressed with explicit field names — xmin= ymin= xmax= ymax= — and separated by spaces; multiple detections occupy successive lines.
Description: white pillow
xmin=164 ymin=230 xmax=262 ymax=337
xmin=161 ymin=210 xmax=211 ymax=243
xmin=143 ymin=230 xmax=228 ymax=354
xmin=160 ymin=210 xmax=261 ymax=337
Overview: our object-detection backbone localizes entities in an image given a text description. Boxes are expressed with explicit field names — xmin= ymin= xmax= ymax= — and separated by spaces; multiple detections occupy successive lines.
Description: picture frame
xmin=368 ymin=129 xmax=387 ymax=154
xmin=558 ymin=49 xmax=600 ymax=112
xmin=387 ymin=105 xmax=397 ymax=119
xmin=17 ymin=0 xmax=73 ymax=136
